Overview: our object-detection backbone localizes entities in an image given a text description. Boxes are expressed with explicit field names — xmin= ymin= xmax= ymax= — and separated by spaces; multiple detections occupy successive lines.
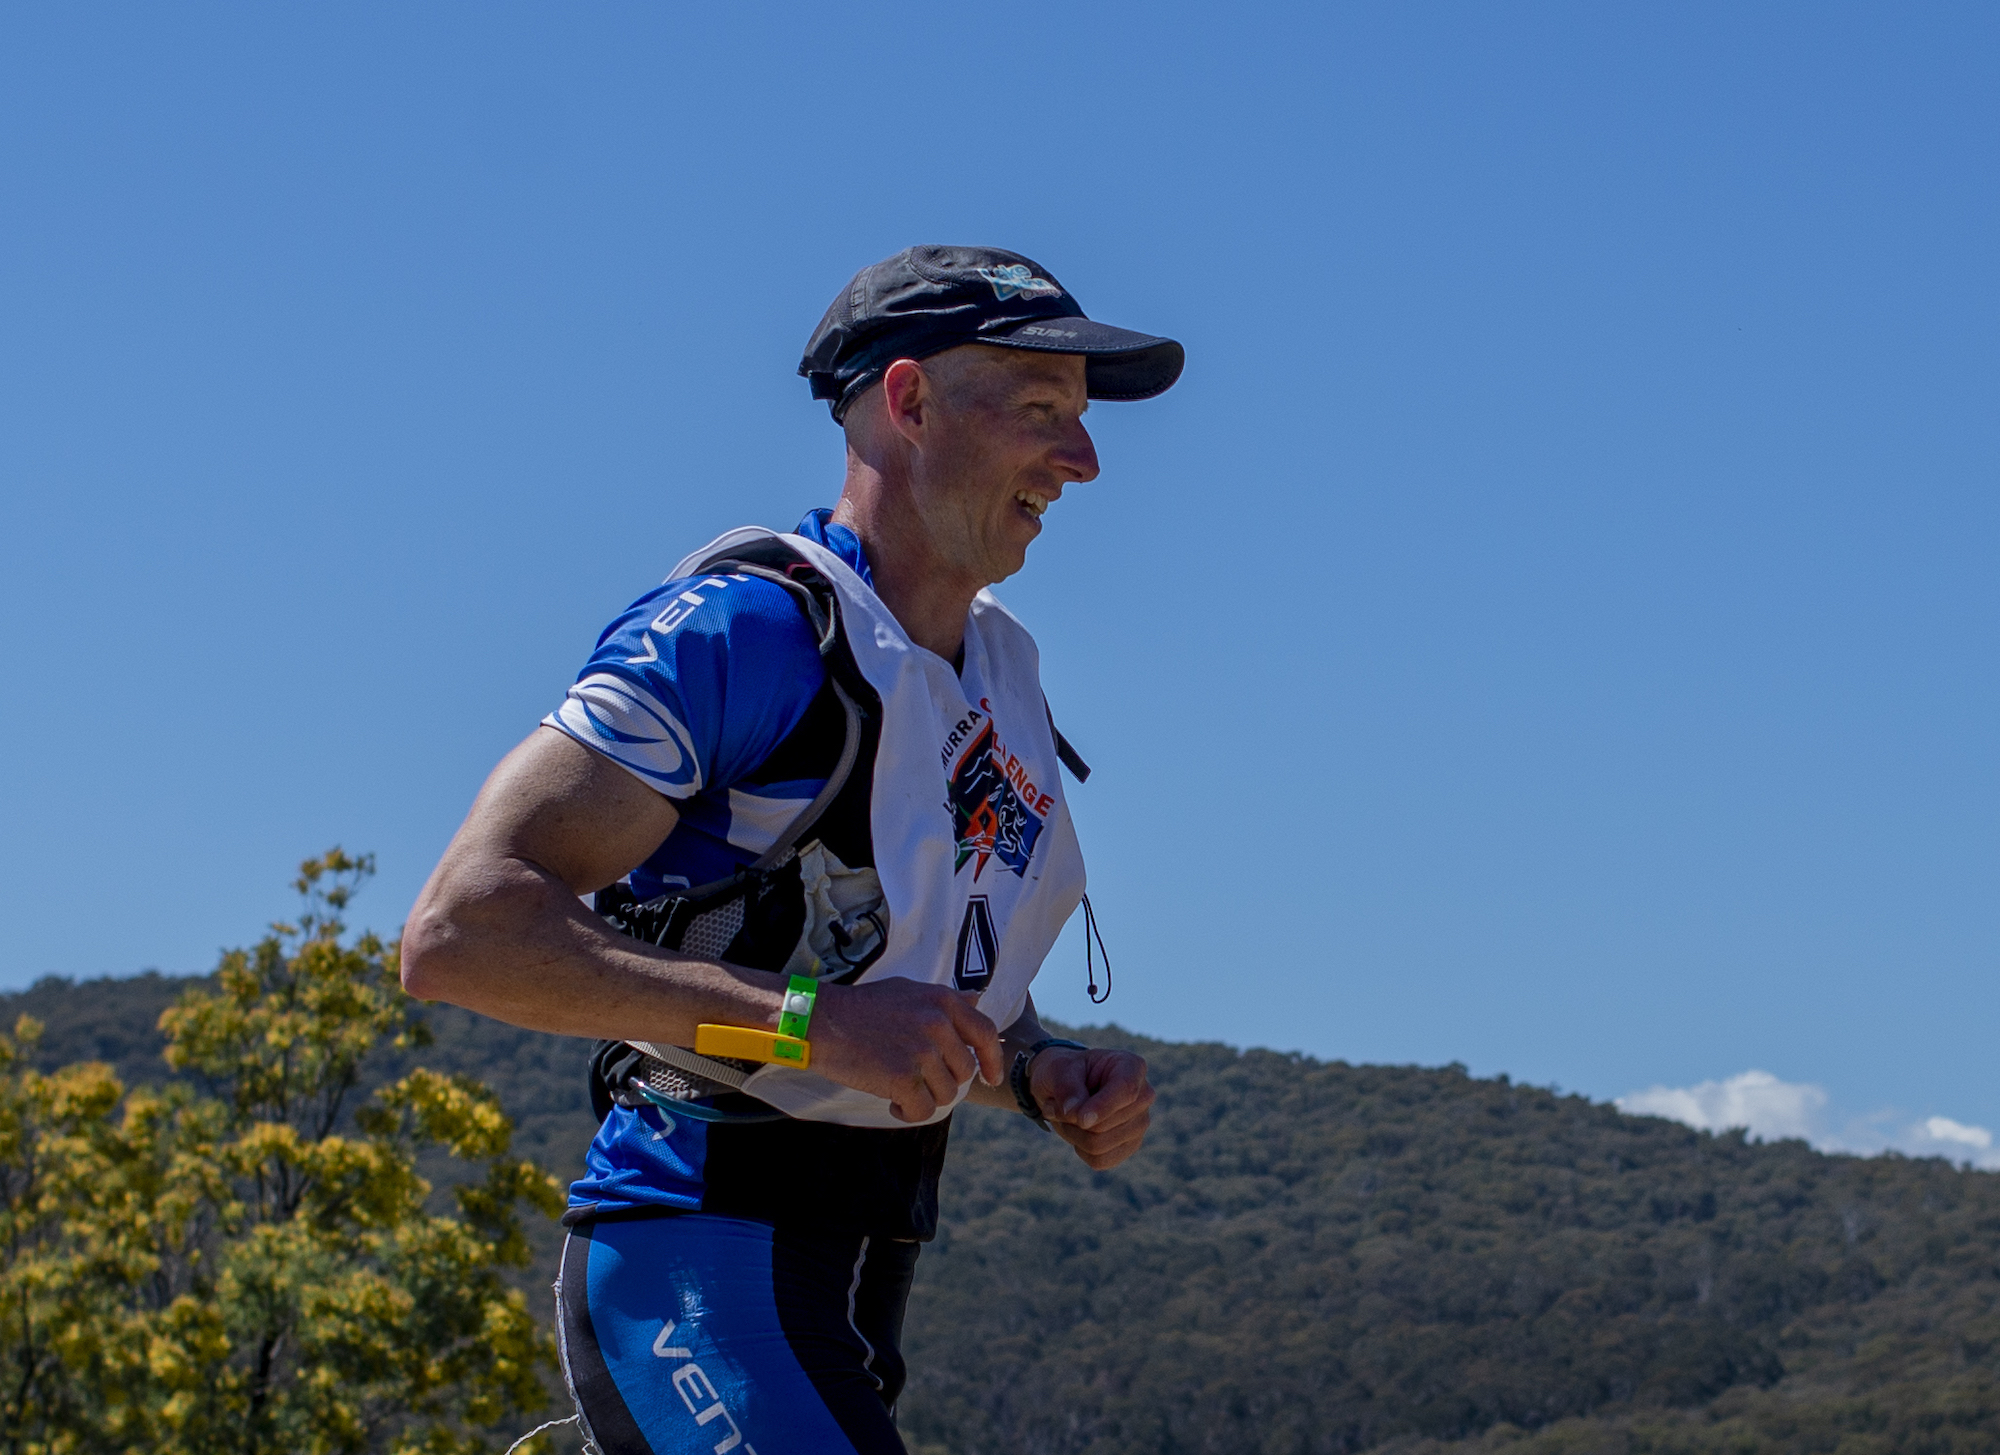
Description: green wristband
xmin=776 ymin=974 xmax=818 ymax=1041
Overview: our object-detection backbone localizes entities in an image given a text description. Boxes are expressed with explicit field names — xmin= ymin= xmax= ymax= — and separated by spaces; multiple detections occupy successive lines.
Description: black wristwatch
xmin=1009 ymin=1037 xmax=1088 ymax=1130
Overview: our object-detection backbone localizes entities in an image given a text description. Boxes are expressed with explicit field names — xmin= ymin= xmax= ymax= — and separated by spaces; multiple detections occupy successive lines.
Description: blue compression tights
xmin=557 ymin=1213 xmax=920 ymax=1455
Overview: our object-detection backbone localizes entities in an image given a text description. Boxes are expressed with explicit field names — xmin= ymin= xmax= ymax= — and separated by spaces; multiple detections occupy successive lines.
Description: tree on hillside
xmin=0 ymin=850 xmax=566 ymax=1455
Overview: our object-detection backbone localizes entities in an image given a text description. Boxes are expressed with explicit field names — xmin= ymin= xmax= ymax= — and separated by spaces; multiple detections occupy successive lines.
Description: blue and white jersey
xmin=543 ymin=509 xmax=869 ymax=897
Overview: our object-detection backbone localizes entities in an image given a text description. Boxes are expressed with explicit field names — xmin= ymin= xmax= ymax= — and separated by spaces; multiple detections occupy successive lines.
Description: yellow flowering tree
xmin=0 ymin=850 xmax=565 ymax=1455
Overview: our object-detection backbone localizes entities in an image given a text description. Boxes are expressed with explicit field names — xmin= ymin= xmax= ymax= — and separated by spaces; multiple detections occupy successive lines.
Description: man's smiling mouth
xmin=1015 ymin=489 xmax=1049 ymax=518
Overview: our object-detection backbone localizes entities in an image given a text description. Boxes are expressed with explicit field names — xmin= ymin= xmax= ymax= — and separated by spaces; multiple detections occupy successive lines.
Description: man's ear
xmin=880 ymin=358 xmax=931 ymax=445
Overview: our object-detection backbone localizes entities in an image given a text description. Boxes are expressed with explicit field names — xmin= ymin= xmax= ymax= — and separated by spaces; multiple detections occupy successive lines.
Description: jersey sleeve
xmin=543 ymin=570 xmax=825 ymax=799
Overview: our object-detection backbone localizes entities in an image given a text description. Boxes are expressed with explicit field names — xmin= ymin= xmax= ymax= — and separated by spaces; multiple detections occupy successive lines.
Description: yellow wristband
xmin=695 ymin=1023 xmax=811 ymax=1069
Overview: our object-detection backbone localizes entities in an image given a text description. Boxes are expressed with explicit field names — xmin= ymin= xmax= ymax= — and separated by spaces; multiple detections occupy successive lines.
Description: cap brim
xmin=982 ymin=316 xmax=1185 ymax=402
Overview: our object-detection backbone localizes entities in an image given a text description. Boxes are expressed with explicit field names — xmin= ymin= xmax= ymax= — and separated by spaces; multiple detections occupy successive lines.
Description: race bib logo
xmin=954 ymin=896 xmax=997 ymax=991
xmin=942 ymin=707 xmax=1053 ymax=881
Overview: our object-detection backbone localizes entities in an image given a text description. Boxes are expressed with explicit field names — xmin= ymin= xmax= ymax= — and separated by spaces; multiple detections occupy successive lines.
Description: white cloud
xmin=1920 ymin=1116 xmax=1992 ymax=1150
xmin=1617 ymin=1072 xmax=2000 ymax=1171
xmin=1617 ymin=1069 xmax=1827 ymax=1143
xmin=1912 ymin=1116 xmax=1999 ymax=1169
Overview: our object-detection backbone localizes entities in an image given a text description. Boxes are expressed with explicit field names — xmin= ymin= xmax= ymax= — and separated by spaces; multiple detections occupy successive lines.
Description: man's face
xmin=910 ymin=346 xmax=1099 ymax=586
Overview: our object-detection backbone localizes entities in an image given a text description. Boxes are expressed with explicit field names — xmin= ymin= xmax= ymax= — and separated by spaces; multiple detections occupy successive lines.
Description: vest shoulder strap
xmin=692 ymin=540 xmax=878 ymax=872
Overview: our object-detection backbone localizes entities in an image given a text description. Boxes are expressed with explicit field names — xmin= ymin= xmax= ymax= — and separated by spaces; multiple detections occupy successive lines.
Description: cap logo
xmin=976 ymin=264 xmax=1062 ymax=302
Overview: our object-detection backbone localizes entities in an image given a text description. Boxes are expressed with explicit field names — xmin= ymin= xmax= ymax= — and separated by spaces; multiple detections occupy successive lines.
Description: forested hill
xmin=9 ymin=972 xmax=1999 ymax=1454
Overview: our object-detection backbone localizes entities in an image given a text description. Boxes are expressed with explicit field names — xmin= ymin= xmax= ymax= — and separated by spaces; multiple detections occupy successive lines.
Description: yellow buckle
xmin=695 ymin=1023 xmax=811 ymax=1069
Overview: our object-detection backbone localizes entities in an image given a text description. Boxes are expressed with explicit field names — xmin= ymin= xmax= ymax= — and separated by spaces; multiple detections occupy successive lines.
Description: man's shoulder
xmin=548 ymin=562 xmax=831 ymax=798
xmin=607 ymin=567 xmax=821 ymax=670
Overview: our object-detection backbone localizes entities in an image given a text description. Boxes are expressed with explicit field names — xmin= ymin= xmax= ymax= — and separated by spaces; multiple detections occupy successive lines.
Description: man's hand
xmin=1028 ymin=1047 xmax=1154 ymax=1169
xmin=810 ymin=980 xmax=1005 ymax=1124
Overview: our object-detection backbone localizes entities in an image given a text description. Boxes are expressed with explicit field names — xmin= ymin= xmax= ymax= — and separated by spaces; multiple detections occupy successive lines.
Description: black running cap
xmin=799 ymin=245 xmax=1185 ymax=422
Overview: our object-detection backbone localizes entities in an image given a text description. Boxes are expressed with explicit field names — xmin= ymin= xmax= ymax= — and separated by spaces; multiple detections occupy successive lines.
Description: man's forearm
xmin=401 ymin=849 xmax=787 ymax=1045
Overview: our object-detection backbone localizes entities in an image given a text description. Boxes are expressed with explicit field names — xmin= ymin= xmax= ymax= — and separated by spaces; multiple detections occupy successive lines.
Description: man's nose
xmin=1057 ymin=420 xmax=1100 ymax=483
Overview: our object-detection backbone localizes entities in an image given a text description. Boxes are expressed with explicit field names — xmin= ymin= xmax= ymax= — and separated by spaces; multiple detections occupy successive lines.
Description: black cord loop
xmin=1082 ymin=893 xmax=1111 ymax=1004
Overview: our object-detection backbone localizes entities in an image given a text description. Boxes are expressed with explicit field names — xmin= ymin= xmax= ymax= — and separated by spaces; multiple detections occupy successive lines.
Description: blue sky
xmin=3 ymin=4 xmax=1994 ymax=1153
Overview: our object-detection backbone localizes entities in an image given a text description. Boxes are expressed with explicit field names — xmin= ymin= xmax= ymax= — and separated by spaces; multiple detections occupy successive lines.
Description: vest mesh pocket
xmin=635 ymin=1051 xmax=754 ymax=1103
xmin=676 ymin=895 xmax=748 ymax=962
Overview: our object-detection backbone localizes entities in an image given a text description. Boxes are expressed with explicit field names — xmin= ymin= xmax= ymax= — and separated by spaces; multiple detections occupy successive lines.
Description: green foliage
xmin=10 ymin=966 xmax=2000 ymax=1455
xmin=900 ymin=1034 xmax=2000 ymax=1455
xmin=0 ymin=1015 xmax=127 ymax=1452
xmin=0 ymin=851 xmax=564 ymax=1455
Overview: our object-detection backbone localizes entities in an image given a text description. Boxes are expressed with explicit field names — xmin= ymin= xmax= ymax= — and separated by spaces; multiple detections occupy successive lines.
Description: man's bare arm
xmin=402 ymin=726 xmax=767 ymax=1041
xmin=402 ymin=726 xmax=1004 ymax=1121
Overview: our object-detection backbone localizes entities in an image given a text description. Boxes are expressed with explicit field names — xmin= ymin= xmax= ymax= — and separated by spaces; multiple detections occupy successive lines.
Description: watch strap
xmin=1010 ymin=1037 xmax=1088 ymax=1128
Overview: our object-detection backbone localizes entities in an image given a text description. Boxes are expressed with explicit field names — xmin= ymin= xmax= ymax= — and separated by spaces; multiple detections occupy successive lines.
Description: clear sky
xmin=3 ymin=4 xmax=1994 ymax=1155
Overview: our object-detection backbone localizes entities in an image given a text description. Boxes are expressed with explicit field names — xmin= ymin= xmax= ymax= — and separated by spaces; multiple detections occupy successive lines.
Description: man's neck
xmin=831 ymin=473 xmax=981 ymax=663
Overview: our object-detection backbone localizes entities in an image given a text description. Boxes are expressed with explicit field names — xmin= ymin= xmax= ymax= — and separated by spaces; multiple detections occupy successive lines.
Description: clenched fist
xmin=809 ymin=979 xmax=1005 ymax=1123
xmin=1026 ymin=1046 xmax=1153 ymax=1169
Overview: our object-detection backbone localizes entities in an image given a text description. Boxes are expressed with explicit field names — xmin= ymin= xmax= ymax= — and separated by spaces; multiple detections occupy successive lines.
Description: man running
xmin=402 ymin=245 xmax=1184 ymax=1455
